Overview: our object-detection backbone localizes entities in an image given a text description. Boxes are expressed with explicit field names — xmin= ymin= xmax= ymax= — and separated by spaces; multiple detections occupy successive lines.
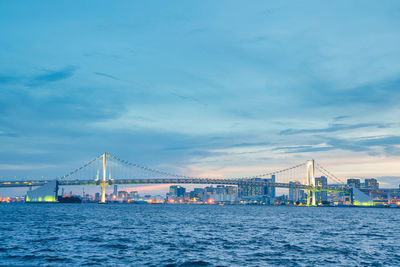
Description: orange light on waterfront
xmin=397 ymin=202 xmax=400 ymax=206
xmin=207 ymin=199 xmax=214 ymax=204
xmin=1 ymin=197 xmax=11 ymax=203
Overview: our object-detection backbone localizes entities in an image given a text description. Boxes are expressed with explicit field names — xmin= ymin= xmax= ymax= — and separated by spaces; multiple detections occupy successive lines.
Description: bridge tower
xmin=306 ymin=160 xmax=316 ymax=206
xmin=99 ymin=152 xmax=109 ymax=204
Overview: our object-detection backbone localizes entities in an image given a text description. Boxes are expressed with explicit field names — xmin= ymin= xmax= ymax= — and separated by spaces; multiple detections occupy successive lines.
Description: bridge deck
xmin=0 ymin=178 xmax=348 ymax=192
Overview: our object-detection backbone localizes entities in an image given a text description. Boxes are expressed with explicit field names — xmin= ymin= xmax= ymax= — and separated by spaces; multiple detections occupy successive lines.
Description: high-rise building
xmin=200 ymin=186 xmax=237 ymax=202
xmin=268 ymin=175 xmax=276 ymax=202
xmin=169 ymin=185 xmax=186 ymax=197
xmin=190 ymin=188 xmax=204 ymax=199
xmin=129 ymin=191 xmax=139 ymax=199
xmin=315 ymin=176 xmax=328 ymax=202
xmin=364 ymin=178 xmax=379 ymax=190
xmin=238 ymin=176 xmax=275 ymax=204
xmin=347 ymin=178 xmax=361 ymax=188
xmin=117 ymin=190 xmax=128 ymax=199
xmin=289 ymin=181 xmax=302 ymax=202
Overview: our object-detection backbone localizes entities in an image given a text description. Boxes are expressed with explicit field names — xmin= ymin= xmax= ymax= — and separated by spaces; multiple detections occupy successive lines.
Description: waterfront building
xmin=328 ymin=183 xmax=347 ymax=204
xmin=113 ymin=185 xmax=118 ymax=195
xmin=198 ymin=186 xmax=238 ymax=203
xmin=213 ymin=185 xmax=237 ymax=202
xmin=117 ymin=190 xmax=128 ymax=199
xmin=289 ymin=181 xmax=302 ymax=202
xmin=347 ymin=178 xmax=361 ymax=188
xmin=129 ymin=191 xmax=139 ymax=199
xmin=169 ymin=185 xmax=186 ymax=197
xmin=315 ymin=176 xmax=328 ymax=203
xmin=189 ymin=188 xmax=204 ymax=200
xmin=364 ymin=178 xmax=379 ymax=190
xmin=238 ymin=175 xmax=275 ymax=204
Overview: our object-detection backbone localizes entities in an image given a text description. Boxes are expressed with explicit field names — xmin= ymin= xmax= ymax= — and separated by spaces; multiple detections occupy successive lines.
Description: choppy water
xmin=0 ymin=204 xmax=399 ymax=266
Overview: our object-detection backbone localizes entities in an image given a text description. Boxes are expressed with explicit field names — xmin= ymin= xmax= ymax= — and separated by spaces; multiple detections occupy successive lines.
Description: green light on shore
xmin=44 ymin=196 xmax=57 ymax=202
xmin=353 ymin=201 xmax=374 ymax=206
xmin=25 ymin=195 xmax=57 ymax=202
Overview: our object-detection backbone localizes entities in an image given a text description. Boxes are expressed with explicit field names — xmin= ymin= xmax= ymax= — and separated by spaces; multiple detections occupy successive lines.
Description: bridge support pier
xmin=312 ymin=189 xmax=316 ymax=206
xmin=306 ymin=189 xmax=317 ymax=206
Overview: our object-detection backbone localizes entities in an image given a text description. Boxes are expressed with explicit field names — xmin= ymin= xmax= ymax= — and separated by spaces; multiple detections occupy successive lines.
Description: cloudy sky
xmin=1 ymin=1 xmax=400 ymax=196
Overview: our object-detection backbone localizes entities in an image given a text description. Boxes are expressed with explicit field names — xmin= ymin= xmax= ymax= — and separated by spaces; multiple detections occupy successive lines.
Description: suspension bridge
xmin=0 ymin=153 xmax=349 ymax=206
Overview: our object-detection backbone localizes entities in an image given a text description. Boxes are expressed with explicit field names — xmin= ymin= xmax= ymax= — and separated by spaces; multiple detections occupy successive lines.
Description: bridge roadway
xmin=0 ymin=178 xmax=348 ymax=192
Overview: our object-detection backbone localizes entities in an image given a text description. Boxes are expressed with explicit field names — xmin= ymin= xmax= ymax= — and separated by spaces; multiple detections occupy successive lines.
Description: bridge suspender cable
xmin=107 ymin=153 xmax=306 ymax=180
xmin=57 ymin=154 xmax=104 ymax=180
xmin=315 ymin=163 xmax=344 ymax=184
xmin=55 ymin=152 xmax=341 ymax=184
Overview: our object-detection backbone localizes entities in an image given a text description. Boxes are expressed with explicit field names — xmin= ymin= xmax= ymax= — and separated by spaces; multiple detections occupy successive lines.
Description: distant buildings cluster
xmin=287 ymin=176 xmax=400 ymax=206
xmin=167 ymin=185 xmax=238 ymax=204
xmin=288 ymin=176 xmax=330 ymax=205
xmin=2 ymin=176 xmax=400 ymax=206
xmin=347 ymin=178 xmax=379 ymax=190
xmin=165 ymin=176 xmax=277 ymax=204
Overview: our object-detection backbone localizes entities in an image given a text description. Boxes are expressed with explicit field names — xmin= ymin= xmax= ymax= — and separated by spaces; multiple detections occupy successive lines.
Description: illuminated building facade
xmin=347 ymin=178 xmax=361 ymax=188
xmin=25 ymin=180 xmax=58 ymax=203
xmin=169 ymin=185 xmax=186 ymax=198
xmin=117 ymin=190 xmax=128 ymax=199
xmin=364 ymin=178 xmax=379 ymax=190
xmin=289 ymin=181 xmax=303 ymax=202
xmin=129 ymin=191 xmax=139 ymax=199
xmin=204 ymin=185 xmax=237 ymax=202
xmin=238 ymin=175 xmax=275 ymax=204
xmin=315 ymin=176 xmax=328 ymax=203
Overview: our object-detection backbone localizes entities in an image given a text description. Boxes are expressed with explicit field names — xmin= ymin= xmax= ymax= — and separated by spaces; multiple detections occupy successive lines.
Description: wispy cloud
xmin=230 ymin=142 xmax=270 ymax=148
xmin=171 ymin=93 xmax=206 ymax=105
xmin=0 ymin=131 xmax=18 ymax=137
xmin=0 ymin=163 xmax=57 ymax=171
xmin=333 ymin=115 xmax=349 ymax=121
xmin=0 ymin=75 xmax=17 ymax=84
xmin=94 ymin=72 xmax=120 ymax=81
xmin=280 ymin=123 xmax=390 ymax=135
xmin=274 ymin=145 xmax=333 ymax=154
xmin=275 ymin=135 xmax=400 ymax=155
xmin=27 ymin=66 xmax=77 ymax=86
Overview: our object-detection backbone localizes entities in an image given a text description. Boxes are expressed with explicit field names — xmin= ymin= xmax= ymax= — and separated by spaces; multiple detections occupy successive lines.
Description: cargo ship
xmin=57 ymin=195 xmax=82 ymax=203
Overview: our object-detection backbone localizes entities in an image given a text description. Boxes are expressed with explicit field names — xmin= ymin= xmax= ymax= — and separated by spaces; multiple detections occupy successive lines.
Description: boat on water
xmin=57 ymin=195 xmax=82 ymax=203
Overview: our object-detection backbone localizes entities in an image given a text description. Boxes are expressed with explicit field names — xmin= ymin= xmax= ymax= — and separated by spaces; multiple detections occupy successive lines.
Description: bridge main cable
xmin=315 ymin=163 xmax=345 ymax=184
xmin=57 ymin=153 xmax=104 ymax=180
xmin=106 ymin=153 xmax=306 ymax=180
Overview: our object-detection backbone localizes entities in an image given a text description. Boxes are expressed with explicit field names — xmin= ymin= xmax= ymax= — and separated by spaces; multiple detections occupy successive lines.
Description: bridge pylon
xmin=98 ymin=153 xmax=109 ymax=204
xmin=306 ymin=159 xmax=316 ymax=206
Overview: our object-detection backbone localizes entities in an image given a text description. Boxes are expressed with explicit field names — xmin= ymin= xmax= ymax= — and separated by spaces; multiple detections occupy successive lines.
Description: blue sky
xmin=1 ymin=1 xmax=400 ymax=196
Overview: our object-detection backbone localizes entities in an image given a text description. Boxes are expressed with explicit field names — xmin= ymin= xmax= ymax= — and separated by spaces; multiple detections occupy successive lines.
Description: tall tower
xmin=99 ymin=153 xmax=108 ymax=204
xmin=306 ymin=160 xmax=316 ymax=206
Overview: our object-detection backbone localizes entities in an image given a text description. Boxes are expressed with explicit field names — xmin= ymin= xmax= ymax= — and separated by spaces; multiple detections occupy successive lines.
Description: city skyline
xmin=1 ymin=1 xmax=400 ymax=197
xmin=2 ymin=2 xmax=400 ymax=266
